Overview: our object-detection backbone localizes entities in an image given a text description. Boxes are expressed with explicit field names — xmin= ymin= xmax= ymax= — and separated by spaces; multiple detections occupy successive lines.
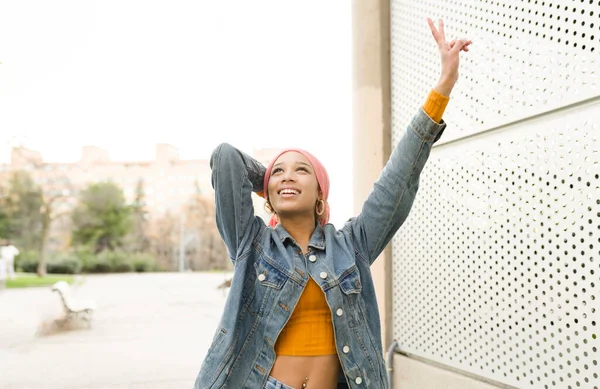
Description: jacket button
xmin=319 ymin=272 xmax=328 ymax=279
xmin=336 ymin=308 xmax=343 ymax=316
xmin=343 ymin=345 xmax=350 ymax=353
xmin=308 ymin=255 xmax=317 ymax=262
xmin=258 ymin=274 xmax=266 ymax=282
xmin=355 ymin=377 xmax=362 ymax=385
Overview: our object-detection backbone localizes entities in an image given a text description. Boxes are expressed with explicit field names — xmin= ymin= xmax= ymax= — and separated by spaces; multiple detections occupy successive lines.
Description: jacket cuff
xmin=411 ymin=107 xmax=447 ymax=144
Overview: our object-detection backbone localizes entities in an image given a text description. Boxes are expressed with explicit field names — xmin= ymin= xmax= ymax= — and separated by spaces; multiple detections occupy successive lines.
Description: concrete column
xmin=351 ymin=0 xmax=392 ymax=349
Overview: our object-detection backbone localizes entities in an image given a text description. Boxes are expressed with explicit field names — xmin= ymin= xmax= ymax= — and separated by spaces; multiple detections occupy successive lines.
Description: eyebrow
xmin=273 ymin=161 xmax=312 ymax=169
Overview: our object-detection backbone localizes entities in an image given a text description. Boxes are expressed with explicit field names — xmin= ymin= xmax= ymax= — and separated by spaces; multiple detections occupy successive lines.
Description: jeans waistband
xmin=264 ymin=375 xmax=297 ymax=389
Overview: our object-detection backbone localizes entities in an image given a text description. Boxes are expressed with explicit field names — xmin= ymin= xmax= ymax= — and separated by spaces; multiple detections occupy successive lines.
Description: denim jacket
xmin=194 ymin=108 xmax=445 ymax=389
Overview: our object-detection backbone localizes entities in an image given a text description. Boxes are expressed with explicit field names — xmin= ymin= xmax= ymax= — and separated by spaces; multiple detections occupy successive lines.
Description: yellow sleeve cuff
xmin=422 ymin=89 xmax=449 ymax=124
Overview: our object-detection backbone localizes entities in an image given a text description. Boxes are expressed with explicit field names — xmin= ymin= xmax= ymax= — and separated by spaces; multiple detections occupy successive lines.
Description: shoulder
xmin=323 ymin=222 xmax=358 ymax=252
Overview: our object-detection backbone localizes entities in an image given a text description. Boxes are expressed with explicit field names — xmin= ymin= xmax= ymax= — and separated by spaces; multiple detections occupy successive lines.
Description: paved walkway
xmin=0 ymin=272 xmax=232 ymax=389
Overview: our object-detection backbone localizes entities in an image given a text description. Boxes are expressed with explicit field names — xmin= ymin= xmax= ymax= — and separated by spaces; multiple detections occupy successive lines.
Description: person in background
xmin=0 ymin=240 xmax=19 ymax=280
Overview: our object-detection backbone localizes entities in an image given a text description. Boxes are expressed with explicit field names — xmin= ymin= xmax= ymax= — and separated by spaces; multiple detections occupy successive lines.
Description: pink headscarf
xmin=262 ymin=149 xmax=330 ymax=228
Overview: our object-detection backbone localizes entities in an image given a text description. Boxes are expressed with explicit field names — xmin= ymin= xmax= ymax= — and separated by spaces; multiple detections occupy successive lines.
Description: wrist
xmin=433 ymin=77 xmax=455 ymax=97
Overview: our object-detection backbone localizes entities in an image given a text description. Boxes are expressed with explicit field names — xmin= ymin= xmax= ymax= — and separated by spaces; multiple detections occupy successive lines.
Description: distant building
xmin=0 ymin=144 xmax=212 ymax=216
xmin=0 ymin=144 xmax=282 ymax=220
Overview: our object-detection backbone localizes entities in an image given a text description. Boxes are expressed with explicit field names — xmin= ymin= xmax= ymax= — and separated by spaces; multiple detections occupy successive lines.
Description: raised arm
xmin=349 ymin=19 xmax=471 ymax=264
xmin=210 ymin=143 xmax=266 ymax=263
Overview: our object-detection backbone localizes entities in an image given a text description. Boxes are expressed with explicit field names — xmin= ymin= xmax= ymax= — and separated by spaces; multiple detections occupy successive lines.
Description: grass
xmin=5 ymin=273 xmax=75 ymax=289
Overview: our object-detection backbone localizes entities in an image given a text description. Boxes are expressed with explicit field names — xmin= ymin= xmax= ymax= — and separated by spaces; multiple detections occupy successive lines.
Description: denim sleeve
xmin=210 ymin=143 xmax=266 ymax=262
xmin=349 ymin=108 xmax=446 ymax=265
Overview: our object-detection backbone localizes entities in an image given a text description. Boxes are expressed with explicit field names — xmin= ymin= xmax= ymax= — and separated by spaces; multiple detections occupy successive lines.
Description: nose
xmin=282 ymin=169 xmax=296 ymax=182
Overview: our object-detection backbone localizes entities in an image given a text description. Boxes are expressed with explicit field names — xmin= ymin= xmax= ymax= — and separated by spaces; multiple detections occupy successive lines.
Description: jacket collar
xmin=274 ymin=222 xmax=326 ymax=250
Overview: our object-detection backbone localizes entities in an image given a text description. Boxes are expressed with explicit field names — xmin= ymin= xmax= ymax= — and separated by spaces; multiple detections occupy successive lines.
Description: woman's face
xmin=267 ymin=151 xmax=320 ymax=220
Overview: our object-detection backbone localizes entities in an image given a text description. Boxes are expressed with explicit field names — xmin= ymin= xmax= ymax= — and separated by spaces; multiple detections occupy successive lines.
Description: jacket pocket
xmin=248 ymin=255 xmax=288 ymax=317
xmin=339 ymin=265 xmax=362 ymax=295
xmin=253 ymin=255 xmax=288 ymax=290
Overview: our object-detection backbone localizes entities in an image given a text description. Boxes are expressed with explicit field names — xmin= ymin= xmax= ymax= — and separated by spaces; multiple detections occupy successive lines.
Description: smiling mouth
xmin=278 ymin=189 xmax=300 ymax=196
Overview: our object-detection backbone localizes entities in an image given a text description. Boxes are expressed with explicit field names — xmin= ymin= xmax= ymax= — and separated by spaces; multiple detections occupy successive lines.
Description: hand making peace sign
xmin=427 ymin=18 xmax=472 ymax=97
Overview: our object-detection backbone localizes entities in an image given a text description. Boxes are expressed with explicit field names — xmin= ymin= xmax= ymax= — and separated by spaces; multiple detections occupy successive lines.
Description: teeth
xmin=281 ymin=189 xmax=299 ymax=195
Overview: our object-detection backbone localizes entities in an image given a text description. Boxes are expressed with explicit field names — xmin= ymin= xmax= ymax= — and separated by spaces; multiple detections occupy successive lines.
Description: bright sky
xmin=0 ymin=0 xmax=353 ymax=226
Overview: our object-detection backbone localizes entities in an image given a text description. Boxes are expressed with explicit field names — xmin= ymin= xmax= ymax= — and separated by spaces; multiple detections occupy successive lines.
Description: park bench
xmin=51 ymin=281 xmax=97 ymax=325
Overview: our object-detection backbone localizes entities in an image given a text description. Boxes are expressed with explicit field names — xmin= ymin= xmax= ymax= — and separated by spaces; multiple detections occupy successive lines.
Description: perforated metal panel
xmin=391 ymin=0 xmax=600 ymax=145
xmin=391 ymin=1 xmax=600 ymax=388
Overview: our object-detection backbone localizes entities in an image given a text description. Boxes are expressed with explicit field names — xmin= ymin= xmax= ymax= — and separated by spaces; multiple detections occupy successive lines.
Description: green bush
xmin=14 ymin=251 xmax=82 ymax=274
xmin=112 ymin=261 xmax=133 ymax=273
xmin=82 ymin=255 xmax=111 ymax=273
xmin=79 ymin=250 xmax=128 ymax=273
xmin=72 ymin=247 xmax=94 ymax=273
xmin=17 ymin=258 xmax=39 ymax=273
xmin=12 ymin=247 xmax=163 ymax=274
xmin=47 ymin=258 xmax=82 ymax=274
xmin=130 ymin=252 xmax=158 ymax=272
xmin=100 ymin=250 xmax=131 ymax=273
xmin=14 ymin=250 xmax=39 ymax=273
xmin=44 ymin=252 xmax=83 ymax=275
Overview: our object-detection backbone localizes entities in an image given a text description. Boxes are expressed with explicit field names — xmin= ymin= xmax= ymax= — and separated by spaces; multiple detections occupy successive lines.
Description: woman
xmin=195 ymin=18 xmax=471 ymax=389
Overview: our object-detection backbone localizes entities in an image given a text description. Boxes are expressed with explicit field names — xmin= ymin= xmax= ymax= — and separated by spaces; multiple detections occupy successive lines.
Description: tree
xmin=184 ymin=193 xmax=229 ymax=271
xmin=124 ymin=179 xmax=150 ymax=252
xmin=0 ymin=187 xmax=11 ymax=238
xmin=37 ymin=177 xmax=72 ymax=276
xmin=0 ymin=170 xmax=73 ymax=276
xmin=0 ymin=171 xmax=43 ymax=250
xmin=71 ymin=182 xmax=131 ymax=252
xmin=147 ymin=211 xmax=178 ymax=270
xmin=145 ymin=193 xmax=229 ymax=272
xmin=0 ymin=208 xmax=9 ymax=238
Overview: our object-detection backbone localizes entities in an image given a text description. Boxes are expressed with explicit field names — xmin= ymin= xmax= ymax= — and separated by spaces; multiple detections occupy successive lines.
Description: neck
xmin=278 ymin=215 xmax=317 ymax=253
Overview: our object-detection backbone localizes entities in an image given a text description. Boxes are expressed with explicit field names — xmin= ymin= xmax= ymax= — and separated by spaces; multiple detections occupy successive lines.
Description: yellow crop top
xmin=273 ymin=90 xmax=449 ymax=356
xmin=275 ymin=278 xmax=336 ymax=355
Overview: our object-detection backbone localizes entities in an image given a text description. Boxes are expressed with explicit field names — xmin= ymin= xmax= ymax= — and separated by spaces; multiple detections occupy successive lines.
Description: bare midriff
xmin=270 ymin=355 xmax=341 ymax=389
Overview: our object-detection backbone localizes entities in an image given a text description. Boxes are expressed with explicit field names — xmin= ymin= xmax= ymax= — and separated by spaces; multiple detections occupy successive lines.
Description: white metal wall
xmin=390 ymin=1 xmax=599 ymax=388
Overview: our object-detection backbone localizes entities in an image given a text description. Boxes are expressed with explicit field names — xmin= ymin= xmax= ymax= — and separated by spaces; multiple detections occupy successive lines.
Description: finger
xmin=427 ymin=18 xmax=439 ymax=40
xmin=438 ymin=19 xmax=445 ymax=40
xmin=450 ymin=39 xmax=471 ymax=48
xmin=427 ymin=18 xmax=446 ymax=50
xmin=450 ymin=39 xmax=468 ymax=54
